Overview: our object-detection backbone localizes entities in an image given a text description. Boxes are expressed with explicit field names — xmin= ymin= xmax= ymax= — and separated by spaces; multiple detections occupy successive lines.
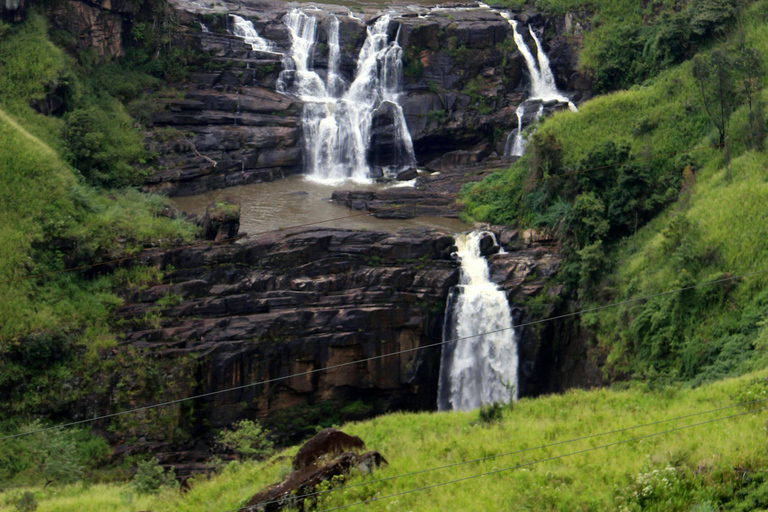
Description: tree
xmin=735 ymin=47 xmax=766 ymax=151
xmin=692 ymin=49 xmax=736 ymax=148
xmin=24 ymin=422 xmax=84 ymax=487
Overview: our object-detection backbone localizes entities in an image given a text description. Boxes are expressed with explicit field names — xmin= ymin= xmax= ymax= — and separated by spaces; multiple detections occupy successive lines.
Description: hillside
xmin=463 ymin=0 xmax=768 ymax=387
xmin=2 ymin=370 xmax=767 ymax=511
xmin=1 ymin=0 xmax=768 ymax=509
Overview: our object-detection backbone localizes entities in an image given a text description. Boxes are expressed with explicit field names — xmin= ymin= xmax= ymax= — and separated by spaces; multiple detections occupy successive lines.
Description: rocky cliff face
xmin=97 ymin=228 xmax=457 ymax=468
xmin=83 ymin=225 xmax=595 ymax=471
xmin=135 ymin=0 xmax=590 ymax=195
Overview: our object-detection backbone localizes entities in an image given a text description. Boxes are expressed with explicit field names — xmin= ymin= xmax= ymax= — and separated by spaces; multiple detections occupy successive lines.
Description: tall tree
xmin=692 ymin=49 xmax=736 ymax=148
xmin=735 ymin=47 xmax=766 ymax=150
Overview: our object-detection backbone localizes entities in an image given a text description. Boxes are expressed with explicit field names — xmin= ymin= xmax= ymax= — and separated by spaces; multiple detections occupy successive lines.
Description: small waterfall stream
xmin=230 ymin=14 xmax=274 ymax=52
xmin=438 ymin=231 xmax=518 ymax=412
xmin=278 ymin=10 xmax=416 ymax=184
xmin=498 ymin=12 xmax=577 ymax=158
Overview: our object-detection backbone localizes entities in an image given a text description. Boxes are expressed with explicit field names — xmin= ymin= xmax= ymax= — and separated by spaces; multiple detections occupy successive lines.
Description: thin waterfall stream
xmin=438 ymin=231 xmax=518 ymax=412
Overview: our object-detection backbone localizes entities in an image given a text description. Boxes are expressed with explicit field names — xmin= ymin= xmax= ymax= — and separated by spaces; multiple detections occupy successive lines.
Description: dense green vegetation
xmin=463 ymin=0 xmax=768 ymax=385
xmin=2 ymin=371 xmax=767 ymax=511
xmin=2 ymin=0 xmax=768 ymax=508
xmin=497 ymin=0 xmax=767 ymax=93
xmin=0 ymin=8 xmax=198 ymax=486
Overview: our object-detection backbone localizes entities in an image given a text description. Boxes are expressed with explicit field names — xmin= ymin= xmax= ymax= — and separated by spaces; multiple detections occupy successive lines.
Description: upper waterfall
xmin=500 ymin=13 xmax=577 ymax=112
xmin=277 ymin=10 xmax=416 ymax=184
xmin=438 ymin=231 xmax=518 ymax=412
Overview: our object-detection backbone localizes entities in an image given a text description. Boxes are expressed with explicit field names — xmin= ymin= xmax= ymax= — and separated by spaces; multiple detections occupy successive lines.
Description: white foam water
xmin=230 ymin=14 xmax=275 ymax=52
xmin=278 ymin=10 xmax=416 ymax=184
xmin=438 ymin=231 xmax=518 ymax=412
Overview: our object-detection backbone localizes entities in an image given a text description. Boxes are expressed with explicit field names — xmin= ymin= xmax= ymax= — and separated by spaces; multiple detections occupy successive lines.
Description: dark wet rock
xmin=478 ymin=232 xmax=499 ymax=257
xmin=241 ymin=449 xmax=386 ymax=512
xmin=200 ymin=198 xmax=241 ymax=242
xmin=292 ymin=428 xmax=365 ymax=470
xmin=395 ymin=168 xmax=418 ymax=181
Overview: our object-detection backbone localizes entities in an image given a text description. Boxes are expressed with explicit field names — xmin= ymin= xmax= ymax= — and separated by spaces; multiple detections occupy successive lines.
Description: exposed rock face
xmin=47 ymin=0 xmax=124 ymax=57
xmin=292 ymin=428 xmax=365 ymax=470
xmin=134 ymin=0 xmax=590 ymax=195
xmin=242 ymin=449 xmax=385 ymax=512
xmin=85 ymin=225 xmax=597 ymax=472
xmin=104 ymin=228 xmax=459 ymax=460
xmin=488 ymin=227 xmax=603 ymax=396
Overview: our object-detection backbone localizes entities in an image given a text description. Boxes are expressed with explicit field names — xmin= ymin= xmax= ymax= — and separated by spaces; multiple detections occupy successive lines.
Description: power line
xmin=0 ymin=133 xmax=758 ymax=288
xmin=311 ymin=406 xmax=767 ymax=512
xmin=3 ymin=266 xmax=766 ymax=442
xmin=241 ymin=396 xmax=768 ymax=509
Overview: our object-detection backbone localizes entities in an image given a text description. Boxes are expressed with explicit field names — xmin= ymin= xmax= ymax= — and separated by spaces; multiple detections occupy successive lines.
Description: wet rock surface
xmin=134 ymin=0 xmax=590 ymax=195
xmin=103 ymin=228 xmax=458 ymax=464
xmin=89 ymin=225 xmax=593 ymax=472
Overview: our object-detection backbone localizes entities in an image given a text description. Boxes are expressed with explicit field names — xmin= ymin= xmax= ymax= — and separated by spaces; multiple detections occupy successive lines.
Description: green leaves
xmin=215 ymin=420 xmax=274 ymax=461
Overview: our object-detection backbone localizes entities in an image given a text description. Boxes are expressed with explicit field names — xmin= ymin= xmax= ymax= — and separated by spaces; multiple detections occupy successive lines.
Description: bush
xmin=63 ymin=105 xmax=148 ymax=187
xmin=215 ymin=420 xmax=274 ymax=461
xmin=478 ymin=402 xmax=506 ymax=424
xmin=14 ymin=492 xmax=37 ymax=512
xmin=132 ymin=458 xmax=176 ymax=494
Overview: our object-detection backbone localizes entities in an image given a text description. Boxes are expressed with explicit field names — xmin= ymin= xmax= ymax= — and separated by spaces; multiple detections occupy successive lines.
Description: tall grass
xmin=3 ymin=371 xmax=766 ymax=511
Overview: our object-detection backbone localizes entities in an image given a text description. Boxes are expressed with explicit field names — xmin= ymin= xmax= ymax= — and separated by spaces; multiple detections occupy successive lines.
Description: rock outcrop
xmin=98 ymin=227 xmax=458 ymax=465
xmin=241 ymin=430 xmax=385 ymax=512
xmin=488 ymin=227 xmax=603 ymax=396
xmin=292 ymin=428 xmax=366 ymax=470
xmin=134 ymin=0 xmax=590 ymax=195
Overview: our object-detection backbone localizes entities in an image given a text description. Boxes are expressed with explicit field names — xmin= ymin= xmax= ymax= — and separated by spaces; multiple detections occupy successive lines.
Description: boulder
xmin=292 ymin=428 xmax=366 ymax=470
xmin=395 ymin=168 xmax=418 ymax=181
xmin=200 ymin=198 xmax=240 ymax=242
xmin=241 ymin=450 xmax=386 ymax=512
xmin=478 ymin=232 xmax=500 ymax=257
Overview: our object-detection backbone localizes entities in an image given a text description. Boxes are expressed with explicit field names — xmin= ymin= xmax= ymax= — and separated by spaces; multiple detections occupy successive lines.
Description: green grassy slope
xmin=0 ymin=10 xmax=198 ymax=468
xmin=3 ymin=371 xmax=767 ymax=511
xmin=462 ymin=0 xmax=768 ymax=386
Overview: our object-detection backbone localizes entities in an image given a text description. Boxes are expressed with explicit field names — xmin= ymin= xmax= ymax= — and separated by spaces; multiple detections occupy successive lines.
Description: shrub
xmin=215 ymin=420 xmax=274 ymax=460
xmin=132 ymin=458 xmax=177 ymax=494
xmin=14 ymin=492 xmax=37 ymax=512
xmin=478 ymin=402 xmax=505 ymax=424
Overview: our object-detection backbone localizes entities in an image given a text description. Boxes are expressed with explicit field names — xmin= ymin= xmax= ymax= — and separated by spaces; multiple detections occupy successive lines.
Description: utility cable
xmin=241 ymin=396 xmax=768 ymax=509
xmin=2 ymin=266 xmax=767 ymax=442
xmin=310 ymin=406 xmax=767 ymax=512
xmin=0 ymin=133 xmax=759 ymax=288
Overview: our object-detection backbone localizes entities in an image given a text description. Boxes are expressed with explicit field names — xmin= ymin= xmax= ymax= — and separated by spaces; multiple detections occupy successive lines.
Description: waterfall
xmin=500 ymin=13 xmax=577 ymax=112
xmin=504 ymin=103 xmax=545 ymax=158
xmin=278 ymin=9 xmax=416 ymax=184
xmin=438 ymin=231 xmax=518 ymax=412
xmin=505 ymin=104 xmax=527 ymax=157
xmin=230 ymin=14 xmax=275 ymax=52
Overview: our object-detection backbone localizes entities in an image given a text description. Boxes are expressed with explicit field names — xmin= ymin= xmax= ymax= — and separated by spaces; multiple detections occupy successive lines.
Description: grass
xmin=461 ymin=4 xmax=768 ymax=385
xmin=3 ymin=370 xmax=768 ymax=511
xmin=0 ymin=11 xmax=199 ymax=432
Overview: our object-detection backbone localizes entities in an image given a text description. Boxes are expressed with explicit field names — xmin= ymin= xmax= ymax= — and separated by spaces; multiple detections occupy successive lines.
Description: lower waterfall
xmin=438 ymin=231 xmax=519 ymax=412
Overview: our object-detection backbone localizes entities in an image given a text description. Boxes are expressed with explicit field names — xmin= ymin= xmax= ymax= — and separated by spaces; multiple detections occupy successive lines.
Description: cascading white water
xmin=278 ymin=10 xmax=416 ymax=184
xmin=505 ymin=103 xmax=527 ymax=157
xmin=504 ymin=103 xmax=546 ymax=157
xmin=437 ymin=231 xmax=518 ymax=412
xmin=500 ymin=13 xmax=577 ymax=112
xmin=230 ymin=14 xmax=275 ymax=52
